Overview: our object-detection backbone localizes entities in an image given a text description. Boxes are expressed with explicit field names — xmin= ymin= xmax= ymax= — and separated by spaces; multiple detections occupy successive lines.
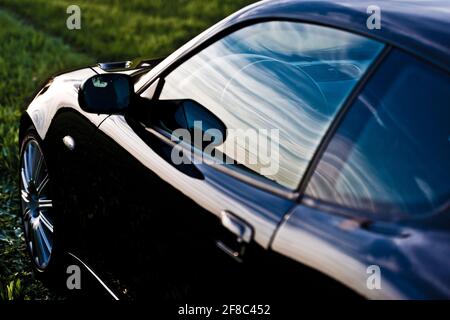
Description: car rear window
xmin=305 ymin=49 xmax=450 ymax=217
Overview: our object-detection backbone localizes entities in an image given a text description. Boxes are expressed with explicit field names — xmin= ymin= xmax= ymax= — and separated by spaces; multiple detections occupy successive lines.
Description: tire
xmin=19 ymin=127 xmax=64 ymax=282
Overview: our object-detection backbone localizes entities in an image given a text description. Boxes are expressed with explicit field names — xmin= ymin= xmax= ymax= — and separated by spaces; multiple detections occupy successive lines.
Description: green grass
xmin=0 ymin=10 xmax=93 ymax=178
xmin=0 ymin=0 xmax=255 ymax=300
xmin=0 ymin=8 xmax=93 ymax=300
xmin=1 ymin=0 xmax=255 ymax=61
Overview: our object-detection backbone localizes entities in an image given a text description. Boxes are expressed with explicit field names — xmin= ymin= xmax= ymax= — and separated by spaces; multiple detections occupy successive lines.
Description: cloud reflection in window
xmin=160 ymin=21 xmax=384 ymax=189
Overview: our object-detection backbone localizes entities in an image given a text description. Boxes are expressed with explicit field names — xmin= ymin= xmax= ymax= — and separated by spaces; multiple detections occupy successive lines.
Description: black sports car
xmin=19 ymin=0 xmax=450 ymax=300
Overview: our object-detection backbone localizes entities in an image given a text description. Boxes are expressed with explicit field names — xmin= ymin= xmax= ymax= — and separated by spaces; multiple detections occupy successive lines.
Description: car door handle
xmin=215 ymin=211 xmax=254 ymax=263
xmin=220 ymin=210 xmax=253 ymax=243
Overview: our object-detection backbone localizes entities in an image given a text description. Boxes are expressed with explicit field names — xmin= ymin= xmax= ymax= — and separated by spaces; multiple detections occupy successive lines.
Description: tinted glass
xmin=160 ymin=21 xmax=384 ymax=189
xmin=305 ymin=50 xmax=450 ymax=216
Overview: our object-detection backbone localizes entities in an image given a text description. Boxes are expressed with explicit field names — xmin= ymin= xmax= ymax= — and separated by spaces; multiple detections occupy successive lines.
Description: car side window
xmin=305 ymin=49 xmax=450 ymax=217
xmin=159 ymin=21 xmax=384 ymax=189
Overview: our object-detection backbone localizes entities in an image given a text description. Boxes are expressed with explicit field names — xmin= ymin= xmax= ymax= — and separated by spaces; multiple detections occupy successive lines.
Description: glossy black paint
xmin=42 ymin=107 xmax=357 ymax=300
xmin=19 ymin=0 xmax=450 ymax=300
xmin=228 ymin=0 xmax=450 ymax=72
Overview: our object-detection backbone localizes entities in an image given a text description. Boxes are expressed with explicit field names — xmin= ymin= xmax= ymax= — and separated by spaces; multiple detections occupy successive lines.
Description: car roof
xmin=135 ymin=0 xmax=450 ymax=92
xmin=225 ymin=0 xmax=450 ymax=72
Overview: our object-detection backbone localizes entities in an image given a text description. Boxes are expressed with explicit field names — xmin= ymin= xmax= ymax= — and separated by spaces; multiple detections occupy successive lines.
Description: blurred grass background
xmin=0 ymin=0 xmax=254 ymax=299
xmin=0 ymin=0 xmax=255 ymax=60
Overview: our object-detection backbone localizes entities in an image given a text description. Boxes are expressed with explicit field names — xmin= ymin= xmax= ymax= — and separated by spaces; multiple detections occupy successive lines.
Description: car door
xmin=272 ymin=49 xmax=450 ymax=299
xmin=96 ymin=20 xmax=385 ymax=300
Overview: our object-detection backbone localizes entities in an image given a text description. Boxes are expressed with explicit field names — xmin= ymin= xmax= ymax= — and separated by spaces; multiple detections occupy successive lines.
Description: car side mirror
xmin=79 ymin=74 xmax=134 ymax=114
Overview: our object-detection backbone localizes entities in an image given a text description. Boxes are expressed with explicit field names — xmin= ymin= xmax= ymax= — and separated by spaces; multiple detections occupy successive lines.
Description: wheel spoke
xmin=33 ymin=151 xmax=43 ymax=183
xmin=20 ymin=168 xmax=29 ymax=193
xmin=38 ymin=225 xmax=52 ymax=255
xmin=21 ymin=138 xmax=53 ymax=270
xmin=33 ymin=226 xmax=49 ymax=266
xmin=38 ymin=199 xmax=52 ymax=209
xmin=23 ymin=207 xmax=32 ymax=220
xmin=36 ymin=174 xmax=49 ymax=195
xmin=25 ymin=143 xmax=34 ymax=182
xmin=23 ymin=148 xmax=30 ymax=182
xmin=39 ymin=212 xmax=54 ymax=233
xmin=30 ymin=143 xmax=39 ymax=177
xmin=21 ymin=190 xmax=30 ymax=203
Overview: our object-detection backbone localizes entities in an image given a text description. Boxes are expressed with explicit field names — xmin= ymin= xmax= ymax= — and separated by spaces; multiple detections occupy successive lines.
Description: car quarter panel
xmin=276 ymin=48 xmax=450 ymax=300
xmin=272 ymin=204 xmax=450 ymax=299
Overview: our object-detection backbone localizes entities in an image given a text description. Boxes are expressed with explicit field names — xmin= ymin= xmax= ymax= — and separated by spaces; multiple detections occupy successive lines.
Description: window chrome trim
xmin=136 ymin=17 xmax=392 ymax=96
xmin=295 ymin=45 xmax=392 ymax=198
xmin=144 ymin=126 xmax=300 ymax=200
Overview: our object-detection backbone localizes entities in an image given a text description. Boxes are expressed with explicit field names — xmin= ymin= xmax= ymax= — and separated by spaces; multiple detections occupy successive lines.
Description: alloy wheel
xmin=20 ymin=139 xmax=54 ymax=270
